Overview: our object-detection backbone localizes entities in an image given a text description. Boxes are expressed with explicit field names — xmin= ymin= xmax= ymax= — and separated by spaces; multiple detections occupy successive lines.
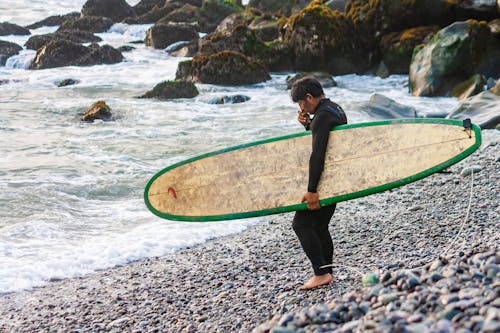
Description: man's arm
xmin=308 ymin=111 xmax=333 ymax=194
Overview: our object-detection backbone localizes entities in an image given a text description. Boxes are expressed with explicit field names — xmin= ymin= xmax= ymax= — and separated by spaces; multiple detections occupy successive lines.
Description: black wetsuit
xmin=292 ymin=98 xmax=347 ymax=276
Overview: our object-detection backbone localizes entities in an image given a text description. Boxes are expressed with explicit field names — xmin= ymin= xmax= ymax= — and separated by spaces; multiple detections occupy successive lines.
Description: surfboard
xmin=145 ymin=118 xmax=481 ymax=222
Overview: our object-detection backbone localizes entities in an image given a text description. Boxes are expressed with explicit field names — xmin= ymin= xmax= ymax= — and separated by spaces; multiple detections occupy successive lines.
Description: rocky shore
xmin=0 ymin=132 xmax=497 ymax=332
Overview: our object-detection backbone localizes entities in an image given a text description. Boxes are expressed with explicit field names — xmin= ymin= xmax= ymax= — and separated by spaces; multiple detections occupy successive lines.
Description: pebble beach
xmin=0 ymin=133 xmax=498 ymax=332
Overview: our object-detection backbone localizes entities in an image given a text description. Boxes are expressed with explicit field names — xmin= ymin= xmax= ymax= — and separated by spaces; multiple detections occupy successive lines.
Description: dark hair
xmin=290 ymin=77 xmax=324 ymax=102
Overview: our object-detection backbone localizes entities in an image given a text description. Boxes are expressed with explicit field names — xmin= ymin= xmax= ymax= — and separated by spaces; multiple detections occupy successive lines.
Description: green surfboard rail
xmin=144 ymin=118 xmax=482 ymax=222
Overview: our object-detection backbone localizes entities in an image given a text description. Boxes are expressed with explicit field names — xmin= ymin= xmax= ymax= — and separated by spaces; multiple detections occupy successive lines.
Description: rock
xmin=0 ymin=22 xmax=30 ymax=36
xmin=409 ymin=20 xmax=499 ymax=97
xmin=156 ymin=4 xmax=200 ymax=26
xmin=129 ymin=1 xmax=184 ymax=24
xmin=55 ymin=79 xmax=80 ymax=89
xmin=361 ymin=94 xmax=419 ymax=119
xmin=175 ymin=50 xmax=270 ymax=85
xmin=0 ymin=40 xmax=23 ymax=66
xmin=199 ymin=25 xmax=269 ymax=60
xmin=379 ymin=26 xmax=439 ymax=75
xmin=279 ymin=2 xmax=371 ymax=75
xmin=118 ymin=45 xmax=135 ymax=52
xmin=56 ymin=79 xmax=79 ymax=87
xmin=57 ymin=16 xmax=114 ymax=33
xmin=25 ymin=12 xmax=80 ymax=29
xmin=30 ymin=40 xmax=123 ymax=69
xmin=248 ymin=0 xmax=305 ymax=16
xmin=168 ymin=40 xmax=198 ymax=57
xmin=451 ymin=74 xmax=487 ymax=100
xmin=25 ymin=31 xmax=102 ymax=50
xmin=375 ymin=61 xmax=390 ymax=78
xmin=491 ymin=79 xmax=500 ymax=95
xmin=446 ymin=91 xmax=500 ymax=129
xmin=207 ymin=95 xmax=250 ymax=104
xmin=489 ymin=18 xmax=500 ymax=39
xmin=286 ymin=72 xmax=337 ymax=90
xmin=81 ymin=0 xmax=137 ymax=23
xmin=461 ymin=165 xmax=483 ymax=177
xmin=139 ymin=80 xmax=199 ymax=100
xmin=249 ymin=17 xmax=279 ymax=42
xmin=81 ymin=100 xmax=112 ymax=122
xmin=198 ymin=0 xmax=244 ymax=33
xmin=362 ymin=273 xmax=379 ymax=287
xmin=144 ymin=23 xmax=198 ymax=49
xmin=133 ymin=0 xmax=168 ymax=16
xmin=325 ymin=0 xmax=349 ymax=12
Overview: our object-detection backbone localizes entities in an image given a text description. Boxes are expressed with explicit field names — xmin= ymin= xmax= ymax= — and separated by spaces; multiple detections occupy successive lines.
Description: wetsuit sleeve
xmin=308 ymin=112 xmax=334 ymax=193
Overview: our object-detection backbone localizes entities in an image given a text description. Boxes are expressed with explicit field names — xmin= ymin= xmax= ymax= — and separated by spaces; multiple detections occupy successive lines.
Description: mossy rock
xmin=140 ymin=80 xmax=199 ymax=99
xmin=58 ymin=16 xmax=114 ymax=33
xmin=199 ymin=24 xmax=271 ymax=61
xmin=345 ymin=0 xmax=454 ymax=37
xmin=281 ymin=2 xmax=371 ymax=74
xmin=81 ymin=100 xmax=112 ymax=122
xmin=199 ymin=0 xmax=244 ymax=32
xmin=175 ymin=50 xmax=270 ymax=85
xmin=379 ymin=25 xmax=439 ymax=74
xmin=247 ymin=0 xmax=298 ymax=16
xmin=409 ymin=20 xmax=499 ymax=97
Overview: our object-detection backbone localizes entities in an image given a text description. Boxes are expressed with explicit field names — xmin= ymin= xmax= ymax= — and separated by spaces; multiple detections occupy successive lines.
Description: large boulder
xmin=450 ymin=74 xmax=487 ymax=99
xmin=25 ymin=12 xmax=80 ymax=29
xmin=279 ymin=2 xmax=371 ymax=74
xmin=57 ymin=16 xmax=114 ymax=33
xmin=0 ymin=40 xmax=23 ymax=66
xmin=379 ymin=26 xmax=439 ymax=75
xmin=198 ymin=0 xmax=244 ymax=32
xmin=140 ymin=80 xmax=199 ymax=99
xmin=81 ymin=0 xmax=137 ymax=22
xmin=0 ymin=22 xmax=30 ymax=36
xmin=127 ymin=2 xmax=183 ymax=24
xmin=360 ymin=94 xmax=419 ymax=120
xmin=247 ymin=0 xmax=307 ymax=16
xmin=25 ymin=31 xmax=102 ymax=50
xmin=409 ymin=20 xmax=499 ymax=97
xmin=345 ymin=0 xmax=455 ymax=39
xmin=156 ymin=4 xmax=201 ymax=26
xmin=145 ymin=23 xmax=199 ymax=49
xmin=30 ymin=40 xmax=123 ymax=69
xmin=133 ymin=0 xmax=166 ymax=16
xmin=81 ymin=100 xmax=112 ymax=122
xmin=198 ymin=25 xmax=269 ymax=60
xmin=215 ymin=8 xmax=279 ymax=42
xmin=175 ymin=50 xmax=271 ymax=85
xmin=446 ymin=91 xmax=500 ymax=129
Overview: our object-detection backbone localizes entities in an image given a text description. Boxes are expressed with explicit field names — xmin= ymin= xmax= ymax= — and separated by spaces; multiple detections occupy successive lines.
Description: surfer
xmin=290 ymin=77 xmax=347 ymax=290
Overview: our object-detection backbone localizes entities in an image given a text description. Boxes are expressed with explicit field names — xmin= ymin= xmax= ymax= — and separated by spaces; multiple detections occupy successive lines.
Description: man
xmin=290 ymin=77 xmax=347 ymax=290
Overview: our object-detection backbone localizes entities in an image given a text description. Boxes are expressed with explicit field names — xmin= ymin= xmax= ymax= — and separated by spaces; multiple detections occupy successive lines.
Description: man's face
xmin=297 ymin=94 xmax=319 ymax=114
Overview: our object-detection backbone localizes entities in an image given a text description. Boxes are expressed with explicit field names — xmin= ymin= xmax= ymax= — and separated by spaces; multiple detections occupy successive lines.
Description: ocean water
xmin=0 ymin=1 xmax=471 ymax=294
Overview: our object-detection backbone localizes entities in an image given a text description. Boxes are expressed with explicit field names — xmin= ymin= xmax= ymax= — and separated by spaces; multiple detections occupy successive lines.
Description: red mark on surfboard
xmin=168 ymin=187 xmax=177 ymax=199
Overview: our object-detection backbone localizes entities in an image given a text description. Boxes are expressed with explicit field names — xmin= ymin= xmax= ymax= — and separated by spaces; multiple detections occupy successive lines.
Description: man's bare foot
xmin=298 ymin=273 xmax=333 ymax=290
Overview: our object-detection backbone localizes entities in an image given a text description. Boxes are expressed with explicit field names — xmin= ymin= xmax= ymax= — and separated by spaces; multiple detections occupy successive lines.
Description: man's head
xmin=291 ymin=77 xmax=325 ymax=114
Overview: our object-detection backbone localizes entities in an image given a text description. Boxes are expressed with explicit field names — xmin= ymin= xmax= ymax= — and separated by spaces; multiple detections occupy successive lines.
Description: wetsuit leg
xmin=292 ymin=204 xmax=336 ymax=275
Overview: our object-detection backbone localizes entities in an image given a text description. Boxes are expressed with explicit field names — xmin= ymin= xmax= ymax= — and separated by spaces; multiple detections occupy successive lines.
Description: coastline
xmin=0 ymin=134 xmax=498 ymax=332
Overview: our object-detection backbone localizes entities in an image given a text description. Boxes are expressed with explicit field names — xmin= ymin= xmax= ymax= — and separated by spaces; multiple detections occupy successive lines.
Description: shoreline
xmin=0 ymin=135 xmax=498 ymax=332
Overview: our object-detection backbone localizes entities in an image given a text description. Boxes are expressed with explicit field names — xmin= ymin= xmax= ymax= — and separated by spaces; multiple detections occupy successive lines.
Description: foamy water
xmin=0 ymin=1 xmax=478 ymax=294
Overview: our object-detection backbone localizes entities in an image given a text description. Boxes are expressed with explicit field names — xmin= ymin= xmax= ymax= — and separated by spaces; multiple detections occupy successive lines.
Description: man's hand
xmin=297 ymin=110 xmax=309 ymax=127
xmin=301 ymin=192 xmax=320 ymax=210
